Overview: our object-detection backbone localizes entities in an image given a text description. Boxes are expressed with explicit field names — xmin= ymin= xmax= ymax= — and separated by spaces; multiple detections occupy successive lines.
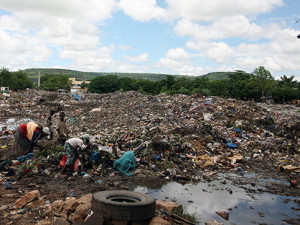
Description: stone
xmin=149 ymin=217 xmax=172 ymax=225
xmin=215 ymin=211 xmax=229 ymax=220
xmin=14 ymin=190 xmax=40 ymax=209
xmin=205 ymin=219 xmax=224 ymax=225
xmin=26 ymin=197 xmax=46 ymax=208
xmin=52 ymin=200 xmax=64 ymax=213
xmin=63 ymin=197 xmax=80 ymax=214
xmin=156 ymin=200 xmax=183 ymax=214
xmin=77 ymin=194 xmax=92 ymax=204
xmin=69 ymin=202 xmax=92 ymax=221
xmin=42 ymin=206 xmax=54 ymax=218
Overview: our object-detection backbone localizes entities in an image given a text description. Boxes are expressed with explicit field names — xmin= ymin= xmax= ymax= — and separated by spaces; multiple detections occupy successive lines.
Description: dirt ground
xmin=0 ymin=90 xmax=299 ymax=224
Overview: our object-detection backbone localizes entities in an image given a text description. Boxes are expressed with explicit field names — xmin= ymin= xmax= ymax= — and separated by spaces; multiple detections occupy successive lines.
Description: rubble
xmin=14 ymin=190 xmax=41 ymax=209
xmin=215 ymin=211 xmax=229 ymax=220
xmin=0 ymin=90 xmax=299 ymax=224
xmin=156 ymin=200 xmax=183 ymax=214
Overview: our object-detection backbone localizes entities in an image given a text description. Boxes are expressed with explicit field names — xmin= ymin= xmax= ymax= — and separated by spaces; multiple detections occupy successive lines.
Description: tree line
xmin=88 ymin=66 xmax=299 ymax=103
xmin=1 ymin=66 xmax=299 ymax=103
xmin=0 ymin=68 xmax=33 ymax=90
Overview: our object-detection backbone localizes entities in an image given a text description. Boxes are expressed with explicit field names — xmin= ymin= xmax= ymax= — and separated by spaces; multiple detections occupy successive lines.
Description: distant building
xmin=69 ymin=78 xmax=90 ymax=93
xmin=1 ymin=87 xmax=9 ymax=92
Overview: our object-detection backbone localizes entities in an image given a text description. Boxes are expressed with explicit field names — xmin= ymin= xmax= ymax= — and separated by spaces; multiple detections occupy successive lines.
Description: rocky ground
xmin=0 ymin=90 xmax=299 ymax=224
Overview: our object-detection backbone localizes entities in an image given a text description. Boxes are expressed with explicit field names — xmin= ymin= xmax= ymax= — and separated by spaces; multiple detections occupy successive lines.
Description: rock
xmin=77 ymin=194 xmax=92 ymax=204
xmin=63 ymin=197 xmax=79 ymax=214
xmin=156 ymin=200 xmax=183 ymax=214
xmin=205 ymin=219 xmax=224 ymax=225
xmin=215 ymin=211 xmax=229 ymax=220
xmin=69 ymin=202 xmax=92 ymax=221
xmin=42 ymin=205 xmax=54 ymax=218
xmin=14 ymin=190 xmax=40 ymax=209
xmin=26 ymin=197 xmax=46 ymax=208
xmin=52 ymin=200 xmax=64 ymax=213
xmin=149 ymin=217 xmax=172 ymax=225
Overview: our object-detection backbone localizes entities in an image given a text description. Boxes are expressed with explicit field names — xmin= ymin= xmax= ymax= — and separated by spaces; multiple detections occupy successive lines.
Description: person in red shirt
xmin=13 ymin=122 xmax=50 ymax=156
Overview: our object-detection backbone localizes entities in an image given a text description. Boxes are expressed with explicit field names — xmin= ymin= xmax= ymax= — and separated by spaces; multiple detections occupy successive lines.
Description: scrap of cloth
xmin=26 ymin=122 xmax=38 ymax=141
xmin=113 ymin=150 xmax=136 ymax=176
xmin=14 ymin=125 xmax=32 ymax=156
xmin=14 ymin=122 xmax=42 ymax=156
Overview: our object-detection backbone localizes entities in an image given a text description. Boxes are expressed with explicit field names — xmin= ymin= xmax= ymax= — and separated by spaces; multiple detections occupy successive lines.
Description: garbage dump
xmin=0 ymin=89 xmax=299 ymax=224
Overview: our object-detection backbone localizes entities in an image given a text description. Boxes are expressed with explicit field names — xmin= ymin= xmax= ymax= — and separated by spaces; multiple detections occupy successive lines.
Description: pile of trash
xmin=0 ymin=90 xmax=299 ymax=181
xmin=0 ymin=90 xmax=299 ymax=224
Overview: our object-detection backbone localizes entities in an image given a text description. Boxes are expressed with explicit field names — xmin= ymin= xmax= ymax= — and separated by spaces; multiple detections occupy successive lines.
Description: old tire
xmin=92 ymin=190 xmax=156 ymax=220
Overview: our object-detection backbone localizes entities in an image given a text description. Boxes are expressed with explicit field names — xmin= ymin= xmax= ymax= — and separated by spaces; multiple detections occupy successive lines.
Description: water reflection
xmin=134 ymin=175 xmax=298 ymax=225
xmin=0 ymin=118 xmax=31 ymax=131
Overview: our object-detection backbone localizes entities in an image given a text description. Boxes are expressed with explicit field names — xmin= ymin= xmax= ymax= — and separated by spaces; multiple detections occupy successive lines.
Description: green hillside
xmin=201 ymin=72 xmax=231 ymax=80
xmin=23 ymin=68 xmax=236 ymax=83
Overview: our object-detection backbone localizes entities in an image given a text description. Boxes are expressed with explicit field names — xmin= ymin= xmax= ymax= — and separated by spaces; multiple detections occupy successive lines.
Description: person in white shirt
xmin=61 ymin=134 xmax=90 ymax=174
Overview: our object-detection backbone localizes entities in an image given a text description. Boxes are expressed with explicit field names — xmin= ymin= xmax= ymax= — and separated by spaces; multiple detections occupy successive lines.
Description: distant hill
xmin=201 ymin=72 xmax=231 ymax=81
xmin=22 ymin=68 xmax=236 ymax=83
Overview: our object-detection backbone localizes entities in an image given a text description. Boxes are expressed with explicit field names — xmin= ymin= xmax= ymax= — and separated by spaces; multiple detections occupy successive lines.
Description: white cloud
xmin=0 ymin=0 xmax=117 ymax=22
xmin=234 ymin=25 xmax=300 ymax=74
xmin=60 ymin=45 xmax=115 ymax=71
xmin=119 ymin=0 xmax=166 ymax=22
xmin=0 ymin=0 xmax=299 ymax=80
xmin=166 ymin=48 xmax=190 ymax=60
xmin=0 ymin=1 xmax=119 ymax=70
xmin=0 ymin=29 xmax=51 ymax=70
xmin=186 ymin=40 xmax=233 ymax=63
xmin=123 ymin=53 xmax=148 ymax=62
xmin=118 ymin=45 xmax=132 ymax=50
xmin=165 ymin=0 xmax=283 ymax=22
xmin=174 ymin=16 xmax=263 ymax=40
xmin=207 ymin=42 xmax=234 ymax=63
xmin=158 ymin=48 xmax=205 ymax=75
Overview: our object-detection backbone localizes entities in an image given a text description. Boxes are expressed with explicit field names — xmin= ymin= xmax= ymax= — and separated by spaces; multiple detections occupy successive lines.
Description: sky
xmin=0 ymin=0 xmax=299 ymax=80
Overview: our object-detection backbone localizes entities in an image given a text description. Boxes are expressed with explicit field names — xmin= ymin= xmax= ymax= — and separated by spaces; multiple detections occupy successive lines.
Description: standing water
xmin=134 ymin=173 xmax=299 ymax=224
xmin=0 ymin=118 xmax=31 ymax=131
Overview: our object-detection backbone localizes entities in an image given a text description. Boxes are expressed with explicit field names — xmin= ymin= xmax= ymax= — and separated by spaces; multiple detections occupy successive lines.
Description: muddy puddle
xmin=0 ymin=118 xmax=31 ymax=131
xmin=133 ymin=173 xmax=299 ymax=225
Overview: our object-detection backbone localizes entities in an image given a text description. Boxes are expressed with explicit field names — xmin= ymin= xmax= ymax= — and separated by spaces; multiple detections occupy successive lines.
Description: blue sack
xmin=227 ymin=143 xmax=238 ymax=149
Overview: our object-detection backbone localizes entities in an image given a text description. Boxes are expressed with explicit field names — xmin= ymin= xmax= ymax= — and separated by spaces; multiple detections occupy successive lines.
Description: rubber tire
xmin=92 ymin=190 xmax=156 ymax=220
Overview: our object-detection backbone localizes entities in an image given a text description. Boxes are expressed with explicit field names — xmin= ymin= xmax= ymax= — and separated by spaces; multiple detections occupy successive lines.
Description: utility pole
xmin=38 ymin=70 xmax=40 ymax=87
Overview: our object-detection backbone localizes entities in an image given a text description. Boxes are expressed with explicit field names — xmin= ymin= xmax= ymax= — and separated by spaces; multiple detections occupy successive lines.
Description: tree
xmin=135 ymin=79 xmax=159 ymax=95
xmin=228 ymin=70 xmax=251 ymax=99
xmin=279 ymin=75 xmax=296 ymax=88
xmin=80 ymin=81 xmax=89 ymax=89
xmin=14 ymin=71 xmax=33 ymax=89
xmin=40 ymin=74 xmax=71 ymax=91
xmin=0 ymin=68 xmax=33 ymax=90
xmin=0 ymin=67 xmax=12 ymax=87
xmin=252 ymin=66 xmax=274 ymax=97
xmin=88 ymin=75 xmax=120 ymax=93
xmin=172 ymin=77 xmax=191 ymax=94
xmin=209 ymin=80 xmax=230 ymax=97
xmin=119 ymin=77 xmax=138 ymax=92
